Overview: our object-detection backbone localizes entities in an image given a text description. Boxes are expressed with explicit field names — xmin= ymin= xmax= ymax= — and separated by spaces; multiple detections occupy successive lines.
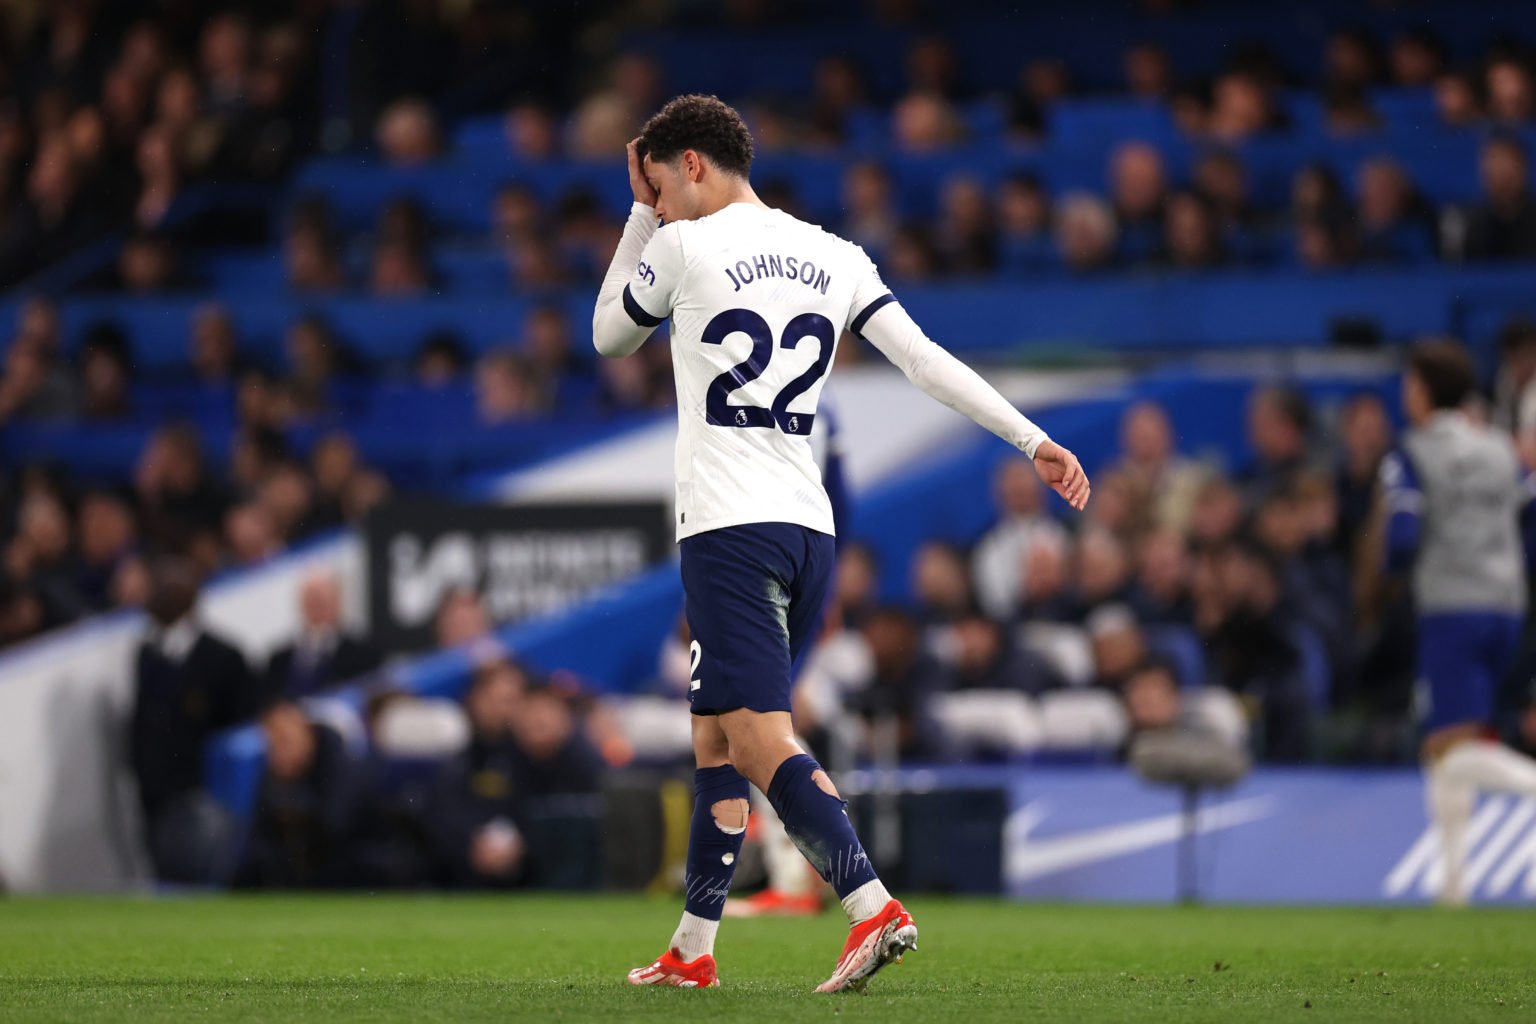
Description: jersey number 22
xmin=702 ymin=308 xmax=834 ymax=435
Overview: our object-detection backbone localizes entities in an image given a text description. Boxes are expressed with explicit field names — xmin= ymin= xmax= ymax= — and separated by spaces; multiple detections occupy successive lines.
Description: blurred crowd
xmin=130 ymin=556 xmax=613 ymax=890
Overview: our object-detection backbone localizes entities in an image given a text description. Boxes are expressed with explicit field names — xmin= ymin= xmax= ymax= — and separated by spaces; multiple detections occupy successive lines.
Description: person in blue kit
xmin=1379 ymin=340 xmax=1536 ymax=904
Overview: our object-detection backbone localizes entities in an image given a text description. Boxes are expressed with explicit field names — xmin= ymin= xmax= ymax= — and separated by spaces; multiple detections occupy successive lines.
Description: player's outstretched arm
xmin=857 ymin=299 xmax=1090 ymax=511
xmin=591 ymin=141 xmax=673 ymax=358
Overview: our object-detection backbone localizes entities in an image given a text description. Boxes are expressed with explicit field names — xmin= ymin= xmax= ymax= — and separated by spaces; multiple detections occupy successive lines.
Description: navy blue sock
xmin=682 ymin=764 xmax=750 ymax=921
xmin=766 ymin=753 xmax=879 ymax=900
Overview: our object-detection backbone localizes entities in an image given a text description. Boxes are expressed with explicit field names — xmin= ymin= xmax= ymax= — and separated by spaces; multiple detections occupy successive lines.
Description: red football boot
xmin=723 ymin=888 xmax=825 ymax=918
xmin=626 ymin=948 xmax=719 ymax=988
xmin=814 ymin=899 xmax=918 ymax=993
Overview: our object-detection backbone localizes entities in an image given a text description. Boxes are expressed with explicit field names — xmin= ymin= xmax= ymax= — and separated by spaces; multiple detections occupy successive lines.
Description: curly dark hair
xmin=1407 ymin=339 xmax=1476 ymax=410
xmin=636 ymin=94 xmax=754 ymax=178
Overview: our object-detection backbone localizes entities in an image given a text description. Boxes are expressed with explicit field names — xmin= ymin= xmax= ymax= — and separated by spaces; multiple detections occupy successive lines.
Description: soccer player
xmin=593 ymin=95 xmax=1089 ymax=991
xmin=1380 ymin=341 xmax=1536 ymax=905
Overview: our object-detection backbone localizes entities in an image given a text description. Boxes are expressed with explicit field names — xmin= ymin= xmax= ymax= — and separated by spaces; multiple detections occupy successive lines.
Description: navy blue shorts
xmin=679 ymin=522 xmax=836 ymax=716
xmin=1416 ymin=611 xmax=1522 ymax=732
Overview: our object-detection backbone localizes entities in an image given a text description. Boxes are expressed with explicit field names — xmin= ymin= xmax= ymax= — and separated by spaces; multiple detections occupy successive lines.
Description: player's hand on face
xmin=626 ymin=139 xmax=658 ymax=208
xmin=1032 ymin=439 xmax=1091 ymax=511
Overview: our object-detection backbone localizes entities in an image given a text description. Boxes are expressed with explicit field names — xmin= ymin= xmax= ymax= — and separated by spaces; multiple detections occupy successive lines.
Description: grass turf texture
xmin=0 ymin=896 xmax=1531 ymax=1022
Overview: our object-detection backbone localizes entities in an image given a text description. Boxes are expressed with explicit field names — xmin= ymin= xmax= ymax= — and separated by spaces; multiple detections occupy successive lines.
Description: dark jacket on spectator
xmin=129 ymin=621 xmax=258 ymax=820
xmin=263 ymin=632 xmax=381 ymax=701
xmin=234 ymin=723 xmax=368 ymax=888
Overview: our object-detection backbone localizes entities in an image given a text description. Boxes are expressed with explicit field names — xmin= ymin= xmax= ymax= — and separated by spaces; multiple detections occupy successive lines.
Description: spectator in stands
xmin=1076 ymin=528 xmax=1134 ymax=617
xmin=308 ymin=432 xmax=363 ymax=530
xmin=285 ymin=222 xmax=345 ymax=292
xmin=235 ymin=700 xmax=368 ymax=889
xmin=116 ymin=233 xmax=180 ymax=291
xmin=1322 ymin=82 xmax=1381 ymax=137
xmin=1435 ymin=70 xmax=1483 ymax=127
xmin=0 ymin=299 xmax=73 ymax=422
xmin=1161 ymin=190 xmax=1226 ymax=269
xmin=424 ymin=660 xmax=532 ymax=887
xmin=945 ymin=606 xmax=1059 ymax=695
xmin=1016 ymin=530 xmax=1076 ymax=623
xmin=436 ymin=588 xmax=492 ymax=649
xmin=809 ymin=54 xmax=866 ymax=146
xmin=885 ymin=224 xmax=941 ymax=282
xmin=1493 ymin=320 xmax=1536 ymax=470
xmin=972 ymin=457 xmax=1066 ymax=621
xmin=1463 ymin=136 xmax=1536 ymax=261
xmin=904 ymin=36 xmax=964 ymax=100
xmin=1194 ymin=542 xmax=1310 ymax=761
xmin=224 ymin=502 xmax=281 ymax=568
xmin=5 ymin=491 xmax=84 ymax=629
xmin=1389 ymin=27 xmax=1446 ymax=87
xmin=263 ymin=569 xmax=380 ymax=701
xmin=1324 ymin=28 xmax=1384 ymax=92
xmin=1118 ymin=656 xmax=1247 ymax=754
xmin=1188 ymin=475 xmax=1244 ymax=547
xmin=934 ymin=176 xmax=997 ymax=274
xmin=849 ymin=605 xmax=947 ymax=760
xmin=892 ymin=91 xmax=965 ymax=152
xmin=1123 ymin=41 xmax=1172 ymax=101
xmin=476 ymin=350 xmax=540 ymax=423
xmin=188 ymin=303 xmax=244 ymax=386
xmin=375 ymin=98 xmax=441 ymax=166
xmin=284 ymin=315 xmax=348 ymax=416
xmin=1487 ymin=57 xmax=1536 ymax=124
xmin=76 ymin=322 xmax=133 ymax=421
xmin=369 ymin=237 xmax=433 ymax=296
xmin=0 ymin=135 xmax=101 ymax=286
xmin=841 ymin=161 xmax=897 ymax=257
xmin=834 ymin=543 xmax=881 ymax=630
xmin=910 ymin=541 xmax=974 ymax=627
xmin=1112 ymin=401 xmax=1206 ymax=533
xmin=1055 ymin=192 xmax=1117 ymax=273
xmin=995 ymin=174 xmax=1053 ymax=272
xmin=1086 ymin=604 xmax=1146 ymax=690
xmin=1209 ymin=71 xmax=1282 ymax=142
xmin=1129 ymin=527 xmax=1193 ymax=626
xmin=1243 ymin=385 xmax=1316 ymax=501
xmin=256 ymin=460 xmax=316 ymax=544
xmin=414 ymin=331 xmax=469 ymax=387
xmin=1193 ymin=150 xmax=1258 ymax=240
xmin=134 ymin=124 xmax=181 ymax=230
xmin=75 ymin=488 xmax=138 ymax=611
xmin=0 ymin=574 xmax=45 ymax=648
xmin=1356 ymin=158 xmax=1436 ymax=264
xmin=130 ymin=558 xmax=258 ymax=883
xmin=521 ymin=305 xmax=584 ymax=407
xmin=492 ymin=183 xmax=543 ymax=248
xmin=135 ymin=424 xmax=229 ymax=555
xmin=1334 ymin=392 xmax=1393 ymax=557
xmin=1110 ymin=141 xmax=1167 ymax=264
xmin=504 ymin=101 xmax=559 ymax=159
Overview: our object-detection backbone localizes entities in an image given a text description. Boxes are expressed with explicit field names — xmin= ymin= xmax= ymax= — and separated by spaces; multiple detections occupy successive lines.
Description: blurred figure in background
xmin=1380 ymin=342 xmax=1536 ymax=905
xmin=129 ymin=558 xmax=259 ymax=883
xmin=235 ymin=701 xmax=368 ymax=889
xmin=262 ymin=569 xmax=380 ymax=701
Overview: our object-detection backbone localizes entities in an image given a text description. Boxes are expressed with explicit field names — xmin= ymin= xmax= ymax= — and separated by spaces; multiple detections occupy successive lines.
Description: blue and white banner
xmin=846 ymin=766 xmax=1536 ymax=904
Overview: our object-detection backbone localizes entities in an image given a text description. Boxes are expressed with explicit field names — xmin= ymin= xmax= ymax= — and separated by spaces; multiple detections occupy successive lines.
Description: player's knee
xmin=810 ymin=769 xmax=839 ymax=799
xmin=710 ymin=797 xmax=749 ymax=834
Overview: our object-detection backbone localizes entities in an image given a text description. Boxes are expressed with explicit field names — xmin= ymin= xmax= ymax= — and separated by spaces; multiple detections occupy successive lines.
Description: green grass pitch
xmin=0 ymin=894 xmax=1531 ymax=1022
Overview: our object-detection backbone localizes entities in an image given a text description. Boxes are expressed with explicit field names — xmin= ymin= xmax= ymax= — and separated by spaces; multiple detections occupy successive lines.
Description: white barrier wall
xmin=0 ymin=537 xmax=361 ymax=892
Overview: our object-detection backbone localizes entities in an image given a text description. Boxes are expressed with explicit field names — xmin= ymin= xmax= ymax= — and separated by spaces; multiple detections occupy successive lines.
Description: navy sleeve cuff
xmin=850 ymin=293 xmax=897 ymax=338
xmin=623 ymin=284 xmax=666 ymax=328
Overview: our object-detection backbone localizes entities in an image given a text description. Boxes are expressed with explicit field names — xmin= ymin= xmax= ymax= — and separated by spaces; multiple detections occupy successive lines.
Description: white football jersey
xmin=619 ymin=203 xmax=890 ymax=541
